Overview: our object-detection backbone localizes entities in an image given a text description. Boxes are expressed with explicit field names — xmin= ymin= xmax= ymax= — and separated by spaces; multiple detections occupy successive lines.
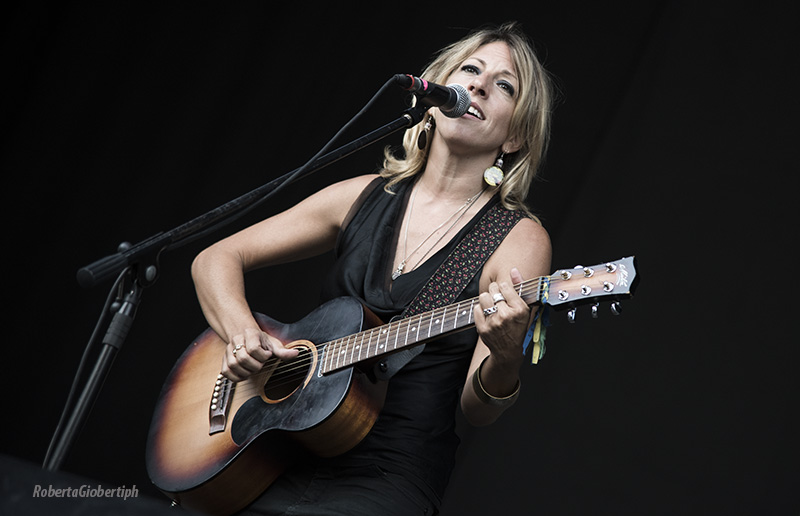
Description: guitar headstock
xmin=544 ymin=256 xmax=638 ymax=321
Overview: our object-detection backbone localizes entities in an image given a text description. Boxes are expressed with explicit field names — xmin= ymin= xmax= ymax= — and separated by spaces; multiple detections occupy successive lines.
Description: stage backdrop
xmin=2 ymin=2 xmax=797 ymax=515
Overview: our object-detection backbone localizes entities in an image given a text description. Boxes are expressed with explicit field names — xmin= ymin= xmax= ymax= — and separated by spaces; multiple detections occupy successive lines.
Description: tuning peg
xmin=610 ymin=302 xmax=622 ymax=316
xmin=591 ymin=303 xmax=599 ymax=318
xmin=567 ymin=308 xmax=576 ymax=323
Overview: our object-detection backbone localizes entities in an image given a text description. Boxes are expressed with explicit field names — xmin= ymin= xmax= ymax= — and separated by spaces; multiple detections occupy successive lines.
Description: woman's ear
xmin=502 ymin=133 xmax=523 ymax=154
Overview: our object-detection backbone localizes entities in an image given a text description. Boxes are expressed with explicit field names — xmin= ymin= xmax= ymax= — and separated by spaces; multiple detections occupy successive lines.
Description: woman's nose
xmin=468 ymin=76 xmax=487 ymax=97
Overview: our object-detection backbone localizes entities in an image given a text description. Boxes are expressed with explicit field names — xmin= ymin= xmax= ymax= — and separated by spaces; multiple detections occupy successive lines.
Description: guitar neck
xmin=318 ymin=256 xmax=637 ymax=375
xmin=319 ymin=276 xmax=548 ymax=375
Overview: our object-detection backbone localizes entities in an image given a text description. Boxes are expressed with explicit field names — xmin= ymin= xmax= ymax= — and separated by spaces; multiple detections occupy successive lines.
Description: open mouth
xmin=466 ymin=104 xmax=484 ymax=120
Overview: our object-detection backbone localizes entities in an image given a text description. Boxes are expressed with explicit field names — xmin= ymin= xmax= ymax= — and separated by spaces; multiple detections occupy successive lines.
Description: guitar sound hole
xmin=262 ymin=346 xmax=311 ymax=402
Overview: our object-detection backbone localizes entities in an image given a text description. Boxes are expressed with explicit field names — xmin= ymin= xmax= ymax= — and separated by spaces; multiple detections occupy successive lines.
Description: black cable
xmin=165 ymin=76 xmax=400 ymax=252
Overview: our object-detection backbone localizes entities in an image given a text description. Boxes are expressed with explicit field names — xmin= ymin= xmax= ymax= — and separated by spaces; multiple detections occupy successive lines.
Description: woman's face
xmin=435 ymin=41 xmax=521 ymax=156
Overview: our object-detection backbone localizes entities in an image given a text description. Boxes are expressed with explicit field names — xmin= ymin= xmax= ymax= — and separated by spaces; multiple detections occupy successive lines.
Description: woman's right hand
xmin=222 ymin=328 xmax=299 ymax=382
xmin=191 ymin=175 xmax=378 ymax=382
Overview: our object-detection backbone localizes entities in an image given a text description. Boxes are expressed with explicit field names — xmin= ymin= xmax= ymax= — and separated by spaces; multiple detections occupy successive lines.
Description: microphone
xmin=394 ymin=74 xmax=470 ymax=118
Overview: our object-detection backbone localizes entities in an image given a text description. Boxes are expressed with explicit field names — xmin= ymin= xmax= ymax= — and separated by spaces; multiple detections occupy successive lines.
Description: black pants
xmin=239 ymin=461 xmax=438 ymax=516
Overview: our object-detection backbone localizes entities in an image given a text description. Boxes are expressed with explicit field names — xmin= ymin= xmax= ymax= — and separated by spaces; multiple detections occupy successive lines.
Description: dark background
xmin=2 ymin=2 xmax=797 ymax=515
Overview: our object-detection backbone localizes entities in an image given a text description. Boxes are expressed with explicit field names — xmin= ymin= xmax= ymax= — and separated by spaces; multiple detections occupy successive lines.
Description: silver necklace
xmin=391 ymin=183 xmax=486 ymax=281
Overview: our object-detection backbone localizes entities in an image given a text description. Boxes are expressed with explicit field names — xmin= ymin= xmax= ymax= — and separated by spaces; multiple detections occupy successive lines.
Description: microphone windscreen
xmin=441 ymin=84 xmax=470 ymax=118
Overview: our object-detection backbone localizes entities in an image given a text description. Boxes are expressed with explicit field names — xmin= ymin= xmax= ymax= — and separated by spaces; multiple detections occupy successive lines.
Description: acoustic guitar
xmin=145 ymin=257 xmax=637 ymax=515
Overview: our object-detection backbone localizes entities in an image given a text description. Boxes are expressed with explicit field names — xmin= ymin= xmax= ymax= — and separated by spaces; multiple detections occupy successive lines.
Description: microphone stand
xmin=42 ymin=100 xmax=429 ymax=472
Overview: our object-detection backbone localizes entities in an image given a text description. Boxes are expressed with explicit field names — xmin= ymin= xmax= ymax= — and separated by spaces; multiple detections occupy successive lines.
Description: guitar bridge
xmin=209 ymin=373 xmax=235 ymax=435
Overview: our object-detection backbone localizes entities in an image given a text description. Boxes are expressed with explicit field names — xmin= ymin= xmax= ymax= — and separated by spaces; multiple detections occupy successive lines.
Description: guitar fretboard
xmin=320 ymin=276 xmax=549 ymax=374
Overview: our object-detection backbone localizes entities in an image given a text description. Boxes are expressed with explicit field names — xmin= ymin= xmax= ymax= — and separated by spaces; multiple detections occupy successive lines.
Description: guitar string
xmin=223 ymin=271 xmax=617 ymax=398
xmin=228 ymin=303 xmax=479 ymax=397
xmin=218 ymin=273 xmax=607 ymax=397
xmin=265 ymin=277 xmax=542 ymax=378
xmin=223 ymin=277 xmax=550 ymax=397
xmin=213 ymin=271 xmax=617 ymax=397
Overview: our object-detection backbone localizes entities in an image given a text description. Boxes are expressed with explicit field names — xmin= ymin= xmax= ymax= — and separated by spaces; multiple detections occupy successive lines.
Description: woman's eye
xmin=498 ymin=81 xmax=515 ymax=96
xmin=461 ymin=64 xmax=480 ymax=74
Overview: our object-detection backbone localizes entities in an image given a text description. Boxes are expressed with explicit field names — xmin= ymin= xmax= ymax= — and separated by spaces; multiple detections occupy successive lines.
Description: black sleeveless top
xmin=319 ymin=177 xmax=504 ymax=505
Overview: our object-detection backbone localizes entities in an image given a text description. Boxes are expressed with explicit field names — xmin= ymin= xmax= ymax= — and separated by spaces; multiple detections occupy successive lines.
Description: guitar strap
xmin=374 ymin=200 xmax=527 ymax=380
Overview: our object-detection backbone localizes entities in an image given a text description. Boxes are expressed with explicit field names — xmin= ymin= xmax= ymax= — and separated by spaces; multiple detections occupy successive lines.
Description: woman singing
xmin=191 ymin=21 xmax=554 ymax=516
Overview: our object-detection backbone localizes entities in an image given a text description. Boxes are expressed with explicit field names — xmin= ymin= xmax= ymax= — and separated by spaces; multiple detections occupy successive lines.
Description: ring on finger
xmin=483 ymin=306 xmax=498 ymax=316
xmin=492 ymin=293 xmax=506 ymax=304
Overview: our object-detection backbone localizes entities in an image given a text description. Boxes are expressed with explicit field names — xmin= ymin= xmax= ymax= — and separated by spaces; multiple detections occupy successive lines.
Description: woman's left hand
xmin=473 ymin=267 xmax=532 ymax=373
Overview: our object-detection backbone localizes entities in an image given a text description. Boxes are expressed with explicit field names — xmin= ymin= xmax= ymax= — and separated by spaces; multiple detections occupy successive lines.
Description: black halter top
xmin=318 ymin=177 xmax=502 ymax=505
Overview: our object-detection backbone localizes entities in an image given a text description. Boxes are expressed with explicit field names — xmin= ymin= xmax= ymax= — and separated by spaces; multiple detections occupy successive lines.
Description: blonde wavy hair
xmin=381 ymin=22 xmax=553 ymax=215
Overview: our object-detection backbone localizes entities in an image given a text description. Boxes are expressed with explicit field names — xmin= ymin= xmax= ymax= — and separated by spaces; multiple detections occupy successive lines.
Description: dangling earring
xmin=417 ymin=115 xmax=435 ymax=150
xmin=483 ymin=152 xmax=505 ymax=186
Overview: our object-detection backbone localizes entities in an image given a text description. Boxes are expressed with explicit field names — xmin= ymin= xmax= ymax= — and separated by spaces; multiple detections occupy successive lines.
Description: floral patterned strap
xmin=374 ymin=204 xmax=526 ymax=380
xmin=404 ymin=203 xmax=527 ymax=317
